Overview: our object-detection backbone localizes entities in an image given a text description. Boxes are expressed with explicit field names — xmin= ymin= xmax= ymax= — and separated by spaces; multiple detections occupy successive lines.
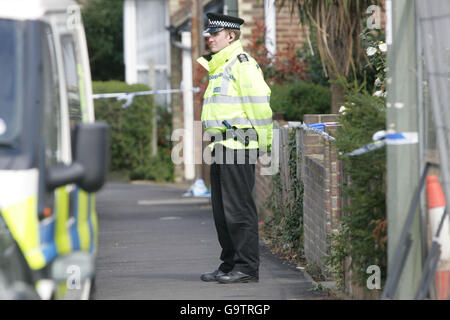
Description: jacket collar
xmin=198 ymin=40 xmax=244 ymax=73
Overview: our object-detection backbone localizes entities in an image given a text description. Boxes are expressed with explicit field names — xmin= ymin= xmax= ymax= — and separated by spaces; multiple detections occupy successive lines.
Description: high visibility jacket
xmin=197 ymin=40 xmax=273 ymax=151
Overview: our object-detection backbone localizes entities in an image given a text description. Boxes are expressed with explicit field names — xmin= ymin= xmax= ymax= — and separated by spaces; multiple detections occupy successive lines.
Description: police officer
xmin=198 ymin=13 xmax=273 ymax=284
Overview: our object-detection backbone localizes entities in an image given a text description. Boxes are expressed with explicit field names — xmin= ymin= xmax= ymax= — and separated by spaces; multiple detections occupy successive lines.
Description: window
xmin=0 ymin=19 xmax=24 ymax=146
xmin=61 ymin=35 xmax=82 ymax=129
xmin=42 ymin=25 xmax=61 ymax=167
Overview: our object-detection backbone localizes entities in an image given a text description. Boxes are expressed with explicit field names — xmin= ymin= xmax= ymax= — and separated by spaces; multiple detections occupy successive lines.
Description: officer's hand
xmin=258 ymin=150 xmax=271 ymax=158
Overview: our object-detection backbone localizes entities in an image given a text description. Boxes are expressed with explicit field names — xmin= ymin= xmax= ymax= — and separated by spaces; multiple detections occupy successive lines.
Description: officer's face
xmin=207 ymin=30 xmax=233 ymax=53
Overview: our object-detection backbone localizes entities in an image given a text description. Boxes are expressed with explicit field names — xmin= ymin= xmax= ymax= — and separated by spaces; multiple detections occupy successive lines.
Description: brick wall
xmin=252 ymin=115 xmax=391 ymax=301
xmin=169 ymin=0 xmax=187 ymax=16
xmin=301 ymin=115 xmax=383 ymax=298
xmin=301 ymin=114 xmax=340 ymax=274
xmin=239 ymin=0 xmax=306 ymax=52
xmin=253 ymin=114 xmax=385 ymax=298
xmin=253 ymin=115 xmax=341 ymax=277
xmin=324 ymin=125 xmax=341 ymax=236
xmin=275 ymin=3 xmax=306 ymax=52
xmin=303 ymin=154 xmax=328 ymax=269
xmin=238 ymin=0 xmax=264 ymax=48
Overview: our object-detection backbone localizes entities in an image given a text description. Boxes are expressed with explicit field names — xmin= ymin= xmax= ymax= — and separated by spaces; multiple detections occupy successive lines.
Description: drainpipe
xmin=181 ymin=31 xmax=195 ymax=181
xmin=124 ymin=0 xmax=137 ymax=84
xmin=264 ymin=0 xmax=276 ymax=58
xmin=168 ymin=26 xmax=196 ymax=181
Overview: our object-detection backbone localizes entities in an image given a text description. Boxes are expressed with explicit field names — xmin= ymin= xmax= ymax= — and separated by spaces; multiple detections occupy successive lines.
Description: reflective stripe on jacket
xmin=197 ymin=40 xmax=273 ymax=151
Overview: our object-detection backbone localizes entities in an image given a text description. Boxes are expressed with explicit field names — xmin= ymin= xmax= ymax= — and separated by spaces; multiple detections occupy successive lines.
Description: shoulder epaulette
xmin=237 ymin=53 xmax=249 ymax=63
xmin=203 ymin=53 xmax=213 ymax=62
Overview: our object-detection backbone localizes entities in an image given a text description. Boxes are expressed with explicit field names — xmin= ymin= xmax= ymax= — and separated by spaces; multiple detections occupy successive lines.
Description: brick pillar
xmin=302 ymin=115 xmax=326 ymax=159
xmin=324 ymin=125 xmax=341 ymax=235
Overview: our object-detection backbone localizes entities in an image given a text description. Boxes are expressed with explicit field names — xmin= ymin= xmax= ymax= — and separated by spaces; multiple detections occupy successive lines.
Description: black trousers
xmin=210 ymin=146 xmax=259 ymax=277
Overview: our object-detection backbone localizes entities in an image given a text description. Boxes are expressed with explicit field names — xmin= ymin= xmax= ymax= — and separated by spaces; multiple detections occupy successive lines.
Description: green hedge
xmin=93 ymin=80 xmax=174 ymax=182
xmin=326 ymin=27 xmax=388 ymax=290
xmin=270 ymin=80 xmax=331 ymax=121
xmin=327 ymin=90 xmax=387 ymax=289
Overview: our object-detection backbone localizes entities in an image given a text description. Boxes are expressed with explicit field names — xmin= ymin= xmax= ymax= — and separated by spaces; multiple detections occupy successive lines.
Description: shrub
xmin=327 ymin=90 xmax=387 ymax=289
xmin=93 ymin=81 xmax=174 ymax=182
xmin=243 ymin=19 xmax=330 ymax=121
xmin=246 ymin=20 xmax=308 ymax=85
xmin=360 ymin=27 xmax=387 ymax=97
xmin=81 ymin=0 xmax=124 ymax=81
xmin=270 ymin=80 xmax=331 ymax=121
xmin=324 ymin=26 xmax=387 ymax=291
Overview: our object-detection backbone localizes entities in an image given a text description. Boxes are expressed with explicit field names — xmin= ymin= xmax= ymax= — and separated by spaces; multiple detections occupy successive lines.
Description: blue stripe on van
xmin=88 ymin=195 xmax=94 ymax=253
xmin=39 ymin=219 xmax=58 ymax=263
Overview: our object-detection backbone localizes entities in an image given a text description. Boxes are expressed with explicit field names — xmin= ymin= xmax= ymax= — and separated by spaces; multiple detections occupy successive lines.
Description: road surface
xmin=91 ymin=182 xmax=327 ymax=300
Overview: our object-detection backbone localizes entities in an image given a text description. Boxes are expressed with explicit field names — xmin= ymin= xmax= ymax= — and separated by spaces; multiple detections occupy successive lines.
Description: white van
xmin=0 ymin=0 xmax=108 ymax=299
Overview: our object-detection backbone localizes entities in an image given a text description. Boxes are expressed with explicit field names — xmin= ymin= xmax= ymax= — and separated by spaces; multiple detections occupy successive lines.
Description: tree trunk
xmin=326 ymin=1 xmax=353 ymax=113
xmin=325 ymin=3 xmax=346 ymax=114
xmin=329 ymin=72 xmax=346 ymax=114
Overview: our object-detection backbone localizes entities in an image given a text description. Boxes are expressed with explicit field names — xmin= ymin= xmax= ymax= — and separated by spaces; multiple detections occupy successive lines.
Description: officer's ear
xmin=228 ymin=31 xmax=235 ymax=42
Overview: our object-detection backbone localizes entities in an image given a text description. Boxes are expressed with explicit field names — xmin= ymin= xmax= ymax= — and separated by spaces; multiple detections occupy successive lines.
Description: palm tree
xmin=278 ymin=0 xmax=384 ymax=113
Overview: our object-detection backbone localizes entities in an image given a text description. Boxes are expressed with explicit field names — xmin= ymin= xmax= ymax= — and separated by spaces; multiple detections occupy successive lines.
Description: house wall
xmin=239 ymin=0 xmax=306 ymax=52
xmin=169 ymin=0 xmax=187 ymax=15
xmin=275 ymin=3 xmax=306 ymax=52
xmin=238 ymin=0 xmax=264 ymax=49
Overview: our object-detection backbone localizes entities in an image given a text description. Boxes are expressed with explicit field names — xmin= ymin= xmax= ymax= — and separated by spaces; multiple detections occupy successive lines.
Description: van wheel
xmin=0 ymin=216 xmax=38 ymax=299
xmin=88 ymin=277 xmax=96 ymax=300
xmin=0 ymin=272 xmax=40 ymax=300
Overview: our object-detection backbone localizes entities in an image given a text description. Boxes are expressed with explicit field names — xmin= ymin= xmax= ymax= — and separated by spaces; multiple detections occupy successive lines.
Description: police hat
xmin=203 ymin=13 xmax=244 ymax=36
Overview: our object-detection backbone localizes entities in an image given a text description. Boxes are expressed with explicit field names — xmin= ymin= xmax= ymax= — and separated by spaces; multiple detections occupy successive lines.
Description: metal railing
xmin=381 ymin=162 xmax=444 ymax=299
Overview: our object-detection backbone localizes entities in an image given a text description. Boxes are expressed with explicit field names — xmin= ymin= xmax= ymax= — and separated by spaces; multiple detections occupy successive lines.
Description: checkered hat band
xmin=209 ymin=20 xmax=240 ymax=29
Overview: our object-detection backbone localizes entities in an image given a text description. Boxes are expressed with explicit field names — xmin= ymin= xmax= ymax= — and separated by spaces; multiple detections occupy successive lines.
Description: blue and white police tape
xmin=92 ymin=87 xmax=201 ymax=108
xmin=343 ymin=130 xmax=418 ymax=157
xmin=372 ymin=130 xmax=418 ymax=145
xmin=287 ymin=121 xmax=338 ymax=142
xmin=343 ymin=140 xmax=387 ymax=156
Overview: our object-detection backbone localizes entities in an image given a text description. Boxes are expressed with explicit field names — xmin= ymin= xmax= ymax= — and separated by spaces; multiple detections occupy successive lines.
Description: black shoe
xmin=200 ymin=269 xmax=227 ymax=282
xmin=217 ymin=271 xmax=258 ymax=284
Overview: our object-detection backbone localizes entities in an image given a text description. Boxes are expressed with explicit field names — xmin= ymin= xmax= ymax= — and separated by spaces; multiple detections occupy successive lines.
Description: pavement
xmin=90 ymin=181 xmax=328 ymax=300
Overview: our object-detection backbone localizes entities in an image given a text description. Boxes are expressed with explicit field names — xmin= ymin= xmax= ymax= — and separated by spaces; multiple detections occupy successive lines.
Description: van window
xmin=42 ymin=26 xmax=61 ymax=166
xmin=0 ymin=19 xmax=23 ymax=146
xmin=61 ymin=35 xmax=82 ymax=129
